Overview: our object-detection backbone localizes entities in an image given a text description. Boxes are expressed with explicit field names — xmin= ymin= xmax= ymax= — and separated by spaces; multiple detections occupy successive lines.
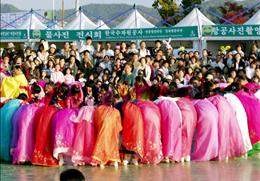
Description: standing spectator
xmin=60 ymin=42 xmax=71 ymax=59
xmin=103 ymin=42 xmax=114 ymax=57
xmin=128 ymin=42 xmax=139 ymax=55
xmin=151 ymin=40 xmax=163 ymax=57
xmin=70 ymin=42 xmax=81 ymax=61
xmin=211 ymin=55 xmax=225 ymax=70
xmin=66 ymin=55 xmax=78 ymax=77
xmin=245 ymin=60 xmax=257 ymax=80
xmin=200 ymin=49 xmax=211 ymax=66
xmin=120 ymin=42 xmax=128 ymax=58
xmin=99 ymin=55 xmax=112 ymax=72
xmin=93 ymin=42 xmax=103 ymax=64
xmin=49 ymin=44 xmax=57 ymax=57
xmin=37 ymin=44 xmax=49 ymax=65
xmin=121 ymin=63 xmax=135 ymax=87
xmin=139 ymin=41 xmax=150 ymax=58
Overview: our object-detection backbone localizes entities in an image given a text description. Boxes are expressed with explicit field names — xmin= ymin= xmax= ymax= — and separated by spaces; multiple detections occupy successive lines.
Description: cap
xmin=166 ymin=75 xmax=173 ymax=80
xmin=50 ymin=44 xmax=57 ymax=49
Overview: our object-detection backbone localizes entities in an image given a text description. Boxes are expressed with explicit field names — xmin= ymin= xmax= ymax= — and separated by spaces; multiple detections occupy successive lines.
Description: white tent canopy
xmin=244 ymin=9 xmax=260 ymax=25
xmin=96 ymin=19 xmax=110 ymax=29
xmin=0 ymin=20 xmax=15 ymax=29
xmin=115 ymin=9 xmax=155 ymax=29
xmin=16 ymin=13 xmax=47 ymax=30
xmin=175 ymin=8 xmax=215 ymax=27
xmin=65 ymin=11 xmax=98 ymax=30
xmin=47 ymin=22 xmax=63 ymax=30
xmin=175 ymin=8 xmax=215 ymax=37
xmin=17 ymin=13 xmax=47 ymax=30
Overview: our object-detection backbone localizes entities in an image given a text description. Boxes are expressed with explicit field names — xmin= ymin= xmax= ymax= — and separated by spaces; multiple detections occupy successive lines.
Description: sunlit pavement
xmin=1 ymin=159 xmax=260 ymax=181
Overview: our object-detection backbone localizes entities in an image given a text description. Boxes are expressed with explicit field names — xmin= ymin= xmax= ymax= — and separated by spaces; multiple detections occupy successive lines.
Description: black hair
xmin=135 ymin=75 xmax=144 ymax=84
xmin=60 ymin=169 xmax=85 ymax=181
xmin=203 ymin=81 xmax=215 ymax=98
xmin=71 ymin=84 xmax=81 ymax=96
xmin=31 ymin=83 xmax=41 ymax=94
xmin=176 ymin=87 xmax=190 ymax=97
xmin=86 ymin=36 xmax=92 ymax=41
xmin=58 ymin=83 xmax=70 ymax=100
xmin=17 ymin=93 xmax=28 ymax=101
xmin=101 ymin=84 xmax=109 ymax=92
xmin=224 ymin=82 xmax=240 ymax=93
xmin=14 ymin=64 xmax=22 ymax=70
xmin=150 ymin=84 xmax=160 ymax=101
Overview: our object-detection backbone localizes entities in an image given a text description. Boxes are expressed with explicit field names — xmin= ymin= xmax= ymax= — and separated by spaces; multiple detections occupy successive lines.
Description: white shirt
xmin=50 ymin=71 xmax=65 ymax=83
xmin=139 ymin=48 xmax=150 ymax=58
xmin=103 ymin=49 xmax=114 ymax=57
xmin=245 ymin=66 xmax=255 ymax=79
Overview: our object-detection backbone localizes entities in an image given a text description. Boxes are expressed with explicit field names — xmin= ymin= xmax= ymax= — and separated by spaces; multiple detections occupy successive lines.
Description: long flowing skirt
xmin=10 ymin=105 xmax=27 ymax=151
xmin=0 ymin=99 xmax=21 ymax=162
xmin=224 ymin=93 xmax=252 ymax=152
xmin=122 ymin=102 xmax=144 ymax=158
xmin=236 ymin=91 xmax=260 ymax=157
xmin=92 ymin=105 xmax=122 ymax=165
xmin=52 ymin=108 xmax=78 ymax=160
xmin=71 ymin=106 xmax=95 ymax=165
xmin=192 ymin=99 xmax=218 ymax=161
xmin=176 ymin=98 xmax=197 ymax=158
xmin=12 ymin=103 xmax=43 ymax=164
xmin=137 ymin=101 xmax=163 ymax=164
xmin=156 ymin=98 xmax=182 ymax=162
xmin=31 ymin=105 xmax=58 ymax=166
xmin=208 ymin=95 xmax=245 ymax=159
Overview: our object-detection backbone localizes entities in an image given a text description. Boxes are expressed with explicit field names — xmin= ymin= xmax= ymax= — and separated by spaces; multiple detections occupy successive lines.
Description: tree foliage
xmin=152 ymin=0 xmax=181 ymax=26
xmin=182 ymin=0 xmax=204 ymax=15
xmin=219 ymin=2 xmax=255 ymax=24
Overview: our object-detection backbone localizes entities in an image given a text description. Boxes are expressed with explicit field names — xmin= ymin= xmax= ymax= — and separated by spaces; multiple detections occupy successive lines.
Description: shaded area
xmin=1 ymin=159 xmax=260 ymax=181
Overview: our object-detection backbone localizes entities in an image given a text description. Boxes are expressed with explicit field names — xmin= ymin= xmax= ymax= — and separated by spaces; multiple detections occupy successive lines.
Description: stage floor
xmin=1 ymin=159 xmax=260 ymax=181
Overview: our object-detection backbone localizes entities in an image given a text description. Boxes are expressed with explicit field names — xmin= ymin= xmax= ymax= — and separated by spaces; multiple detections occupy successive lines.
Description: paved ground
xmin=1 ymin=159 xmax=260 ymax=181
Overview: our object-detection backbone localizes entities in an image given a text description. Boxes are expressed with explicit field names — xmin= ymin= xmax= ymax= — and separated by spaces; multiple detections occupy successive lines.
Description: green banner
xmin=0 ymin=30 xmax=28 ymax=40
xmin=29 ymin=26 xmax=198 ymax=41
xmin=202 ymin=25 xmax=260 ymax=37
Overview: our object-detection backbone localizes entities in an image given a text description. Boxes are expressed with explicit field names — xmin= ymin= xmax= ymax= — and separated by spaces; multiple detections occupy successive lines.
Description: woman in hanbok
xmin=224 ymin=93 xmax=252 ymax=155
xmin=12 ymin=102 xmax=44 ymax=164
xmin=255 ymin=89 xmax=260 ymax=100
xmin=66 ymin=83 xmax=84 ymax=108
xmin=51 ymin=108 xmax=78 ymax=166
xmin=155 ymin=97 xmax=182 ymax=163
xmin=0 ymin=99 xmax=22 ymax=162
xmin=30 ymin=84 xmax=69 ymax=166
xmin=92 ymin=88 xmax=122 ymax=167
xmin=134 ymin=75 xmax=150 ymax=101
xmin=10 ymin=105 xmax=27 ymax=155
xmin=137 ymin=101 xmax=163 ymax=164
xmin=92 ymin=105 xmax=122 ymax=167
xmin=1 ymin=64 xmax=28 ymax=98
xmin=192 ymin=99 xmax=219 ymax=161
xmin=208 ymin=95 xmax=245 ymax=160
xmin=71 ymin=106 xmax=96 ymax=166
xmin=121 ymin=101 xmax=144 ymax=165
xmin=235 ymin=90 xmax=260 ymax=157
xmin=31 ymin=104 xmax=58 ymax=166
xmin=52 ymin=83 xmax=83 ymax=165
xmin=176 ymin=95 xmax=197 ymax=162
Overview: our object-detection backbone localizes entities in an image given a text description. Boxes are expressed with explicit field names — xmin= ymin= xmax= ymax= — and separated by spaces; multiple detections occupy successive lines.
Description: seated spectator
xmin=50 ymin=64 xmax=65 ymax=83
